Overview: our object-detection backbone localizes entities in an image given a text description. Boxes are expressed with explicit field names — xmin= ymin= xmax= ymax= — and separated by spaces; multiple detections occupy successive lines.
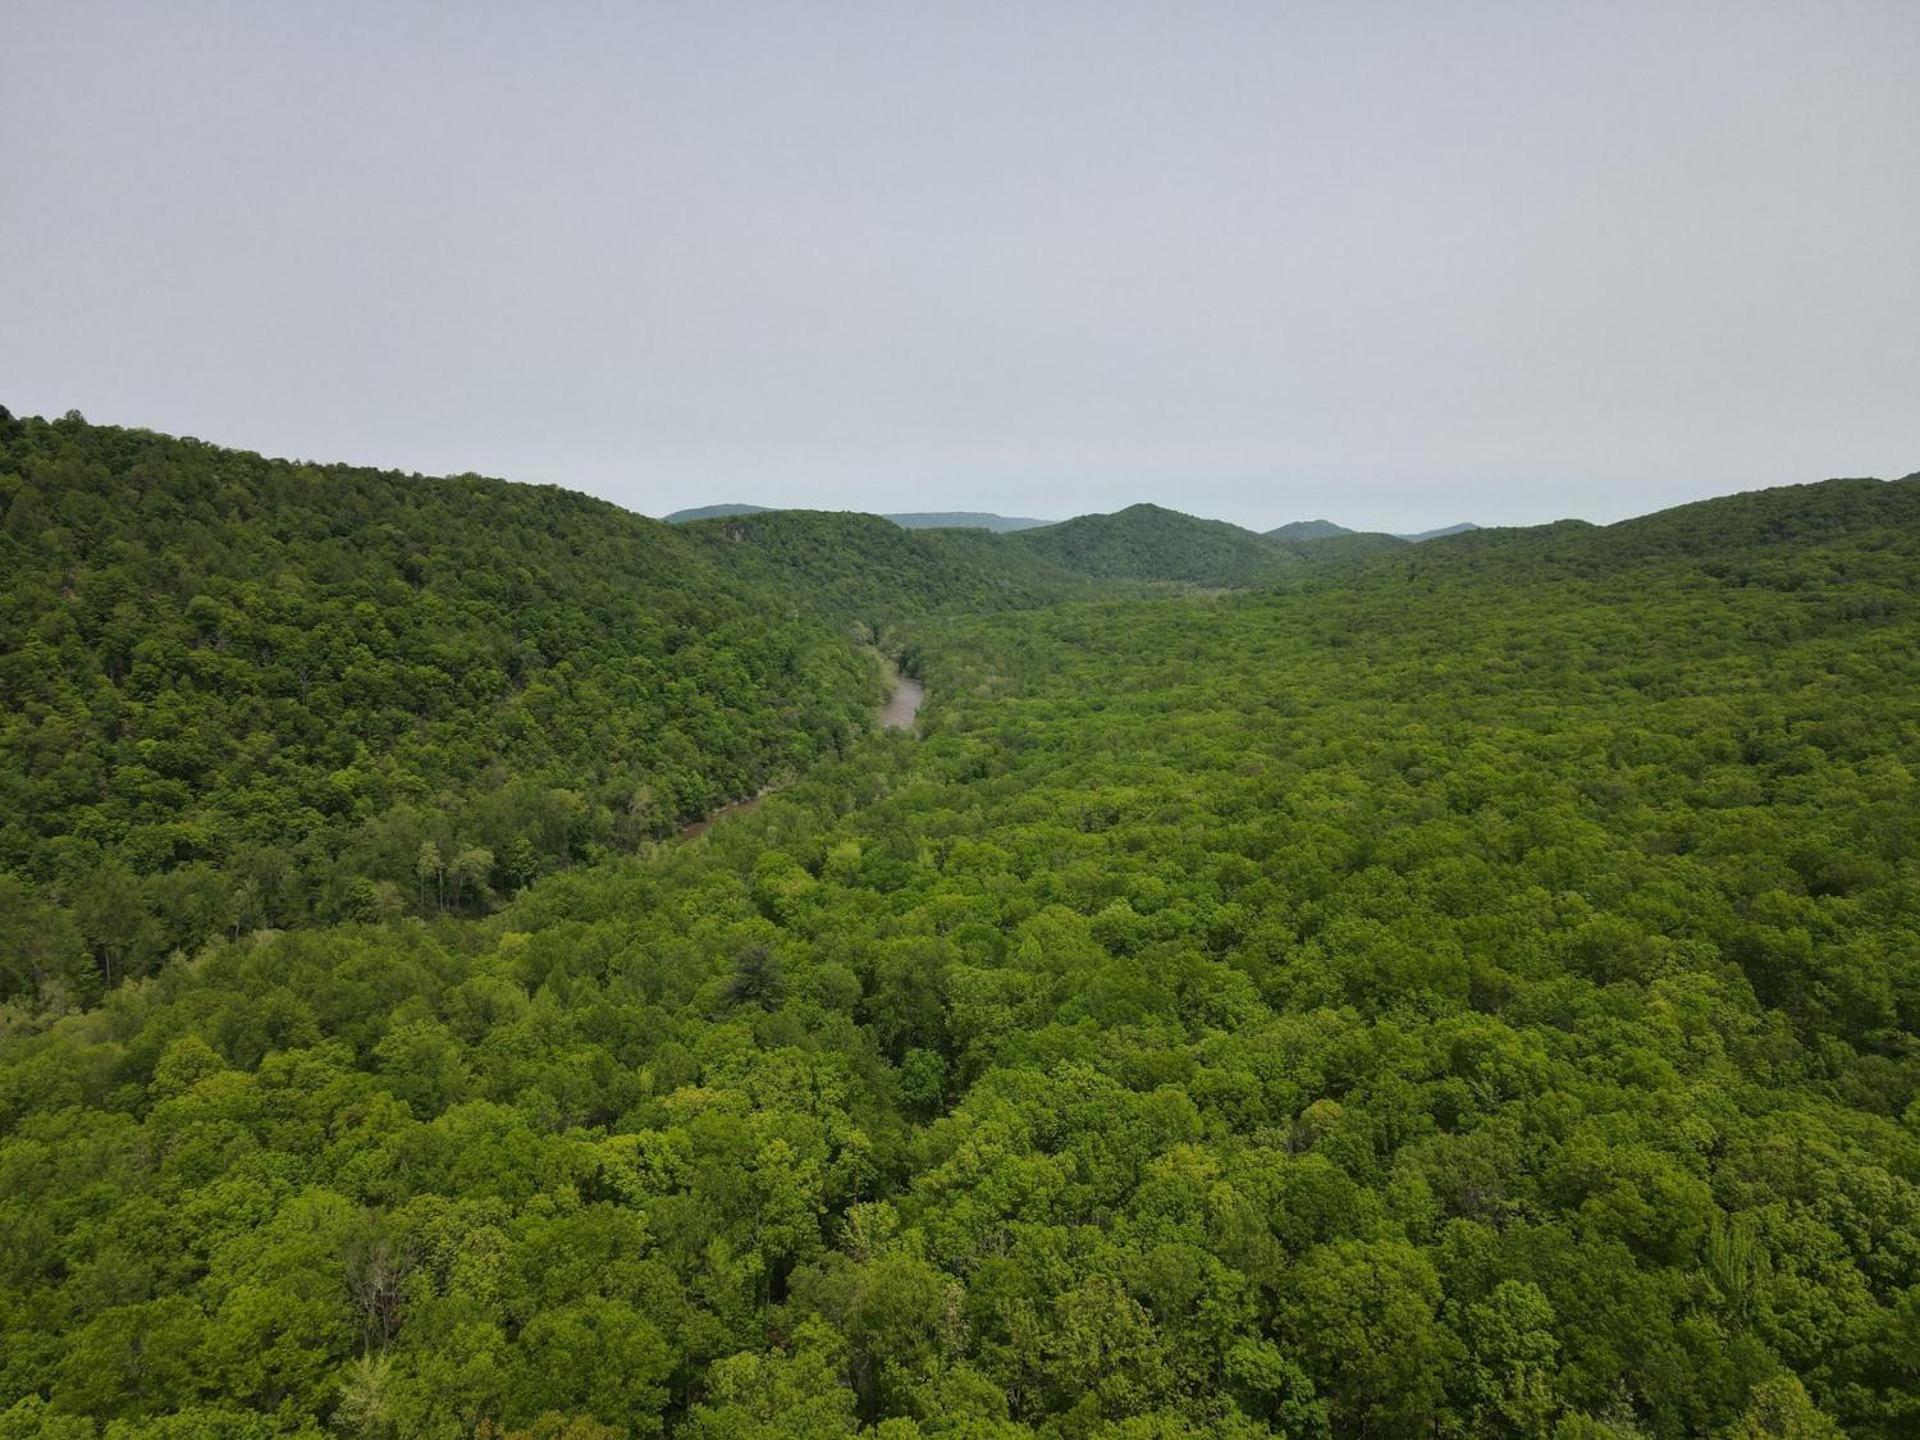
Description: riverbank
xmin=677 ymin=664 xmax=923 ymax=839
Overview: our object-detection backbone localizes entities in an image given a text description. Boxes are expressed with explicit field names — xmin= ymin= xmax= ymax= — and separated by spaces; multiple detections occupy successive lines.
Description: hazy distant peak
xmin=662 ymin=503 xmax=771 ymax=523
xmin=1266 ymin=519 xmax=1355 ymax=541
xmin=666 ymin=503 xmax=1052 ymax=532
xmin=1012 ymin=501 xmax=1292 ymax=586
xmin=1265 ymin=517 xmax=1476 ymax=543
xmin=885 ymin=511 xmax=1052 ymax=532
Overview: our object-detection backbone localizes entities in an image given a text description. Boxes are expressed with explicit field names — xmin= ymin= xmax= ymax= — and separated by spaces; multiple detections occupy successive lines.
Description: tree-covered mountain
xmin=1374 ymin=476 xmax=1918 ymax=583
xmin=884 ymin=512 xmax=1052 ymax=533
xmin=1266 ymin=519 xmax=1477 ymax=544
xmin=1006 ymin=504 xmax=1448 ymax=587
xmin=675 ymin=509 xmax=1103 ymax=632
xmin=661 ymin=504 xmax=771 ymax=523
xmin=1265 ymin=519 xmax=1355 ymax=541
xmin=665 ymin=507 xmax=1050 ymax=533
xmin=2 ymin=418 xmax=1917 ymax=1439
xmin=0 ymin=412 xmax=881 ymax=1001
xmin=1011 ymin=503 xmax=1300 ymax=587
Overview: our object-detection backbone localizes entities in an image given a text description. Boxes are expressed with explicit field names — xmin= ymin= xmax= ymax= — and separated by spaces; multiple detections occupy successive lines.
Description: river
xmin=678 ymin=671 xmax=923 ymax=839
xmin=881 ymin=673 xmax=925 ymax=730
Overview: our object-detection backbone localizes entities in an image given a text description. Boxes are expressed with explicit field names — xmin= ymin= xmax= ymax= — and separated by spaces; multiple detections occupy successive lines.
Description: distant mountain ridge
xmin=1266 ymin=518 xmax=1354 ymax=540
xmin=670 ymin=502 xmax=1476 ymax=546
xmin=1399 ymin=521 xmax=1479 ymax=542
xmin=1310 ymin=475 xmax=1920 ymax=590
xmin=886 ymin=511 xmax=1051 ymax=532
xmin=1265 ymin=518 xmax=1480 ymax=543
xmin=676 ymin=508 xmax=1097 ymax=621
xmin=662 ymin=503 xmax=772 ymax=523
xmin=663 ymin=504 xmax=1050 ymax=532
xmin=1012 ymin=502 xmax=1298 ymax=587
xmin=667 ymin=500 xmax=1473 ymax=591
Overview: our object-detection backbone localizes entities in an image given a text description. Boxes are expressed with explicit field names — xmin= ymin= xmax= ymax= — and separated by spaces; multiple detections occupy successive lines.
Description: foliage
xmin=0 ymin=413 xmax=880 ymax=1000
xmin=676 ymin=510 xmax=1100 ymax=634
xmin=3 ymin=424 xmax=1917 ymax=1438
xmin=1009 ymin=503 xmax=1299 ymax=587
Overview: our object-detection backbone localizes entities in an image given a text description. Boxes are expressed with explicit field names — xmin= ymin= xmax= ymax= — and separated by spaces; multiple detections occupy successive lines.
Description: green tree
xmin=1285 ymin=1240 xmax=1459 ymax=1437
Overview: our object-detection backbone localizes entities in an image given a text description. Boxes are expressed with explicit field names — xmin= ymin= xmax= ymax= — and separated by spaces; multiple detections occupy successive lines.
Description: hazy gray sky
xmin=4 ymin=2 xmax=1915 ymax=531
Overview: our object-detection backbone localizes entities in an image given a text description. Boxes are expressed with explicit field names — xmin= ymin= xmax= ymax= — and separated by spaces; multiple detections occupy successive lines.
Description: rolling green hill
xmin=2 ymin=420 xmax=1917 ymax=1439
xmin=1398 ymin=521 xmax=1479 ymax=542
xmin=661 ymin=503 xmax=771 ymax=523
xmin=0 ymin=412 xmax=880 ymax=998
xmin=676 ymin=508 xmax=1102 ymax=631
xmin=1267 ymin=519 xmax=1476 ymax=544
xmin=884 ymin=511 xmax=1052 ymax=532
xmin=1012 ymin=502 xmax=1299 ymax=587
xmin=1265 ymin=518 xmax=1354 ymax=541
xmin=1289 ymin=530 xmax=1412 ymax=565
xmin=1373 ymin=475 xmax=1920 ymax=585
xmin=665 ymin=506 xmax=1050 ymax=532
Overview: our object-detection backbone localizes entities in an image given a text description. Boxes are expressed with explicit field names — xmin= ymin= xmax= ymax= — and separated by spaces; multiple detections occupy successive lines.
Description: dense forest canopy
xmin=1007 ymin=504 xmax=1303 ymax=587
xmin=2 ymin=416 xmax=1329 ymax=1005
xmin=662 ymin=506 xmax=776 ymax=524
xmin=878 ymin=515 xmax=1052 ymax=534
xmin=662 ymin=510 xmax=1052 ymax=535
xmin=0 ymin=414 xmax=883 ymax=1000
xmin=673 ymin=511 xmax=1102 ymax=629
xmin=1263 ymin=521 xmax=1356 ymax=542
xmin=2 ymin=411 xmax=1918 ymax=1440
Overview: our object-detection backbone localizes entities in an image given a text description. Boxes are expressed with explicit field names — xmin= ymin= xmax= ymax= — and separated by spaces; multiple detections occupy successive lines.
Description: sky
xmin=3 ymin=2 xmax=1916 ymax=533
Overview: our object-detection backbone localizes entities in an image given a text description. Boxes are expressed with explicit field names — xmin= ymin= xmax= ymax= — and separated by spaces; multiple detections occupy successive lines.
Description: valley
xmin=1 ymin=412 xmax=1917 ymax=1440
xmin=8 ymin=6 xmax=1909 ymax=1437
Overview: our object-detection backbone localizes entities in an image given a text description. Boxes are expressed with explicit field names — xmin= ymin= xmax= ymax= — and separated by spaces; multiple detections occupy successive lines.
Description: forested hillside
xmin=2 ymin=414 xmax=1246 ymax=1007
xmin=1399 ymin=523 xmax=1480 ymax=543
xmin=1264 ymin=522 xmax=1477 ymax=545
xmin=661 ymin=505 xmax=772 ymax=524
xmin=2 ymin=448 xmax=1916 ymax=1439
xmin=1394 ymin=478 xmax=1920 ymax=577
xmin=664 ymin=509 xmax=1050 ymax=534
xmin=675 ymin=511 xmax=1100 ymax=632
xmin=0 ymin=413 xmax=882 ymax=1001
xmin=1264 ymin=520 xmax=1354 ymax=541
xmin=882 ymin=514 xmax=1051 ymax=533
xmin=1010 ymin=504 xmax=1297 ymax=587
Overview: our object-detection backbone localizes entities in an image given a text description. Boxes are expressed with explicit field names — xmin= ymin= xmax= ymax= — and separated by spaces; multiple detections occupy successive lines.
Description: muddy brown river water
xmin=881 ymin=674 xmax=925 ymax=730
